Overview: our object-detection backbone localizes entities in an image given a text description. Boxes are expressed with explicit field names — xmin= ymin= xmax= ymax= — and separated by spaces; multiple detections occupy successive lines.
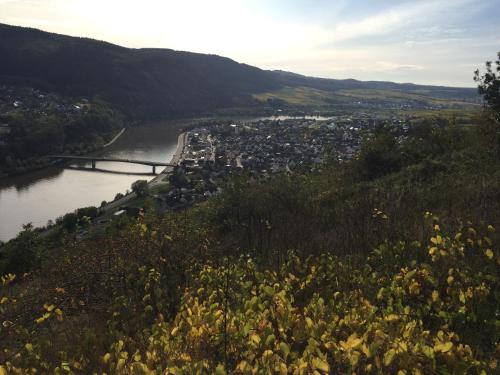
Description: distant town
xmin=135 ymin=115 xmax=411 ymax=214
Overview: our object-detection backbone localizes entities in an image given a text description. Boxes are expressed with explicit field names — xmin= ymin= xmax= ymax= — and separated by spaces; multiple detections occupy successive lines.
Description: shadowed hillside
xmin=0 ymin=24 xmax=279 ymax=118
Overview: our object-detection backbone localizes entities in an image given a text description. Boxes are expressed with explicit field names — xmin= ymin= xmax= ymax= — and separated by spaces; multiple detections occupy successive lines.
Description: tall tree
xmin=474 ymin=52 xmax=500 ymax=120
xmin=474 ymin=52 xmax=500 ymax=155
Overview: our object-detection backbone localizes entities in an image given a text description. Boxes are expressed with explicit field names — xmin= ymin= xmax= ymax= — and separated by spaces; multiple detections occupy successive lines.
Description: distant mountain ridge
xmin=0 ymin=23 xmax=478 ymax=118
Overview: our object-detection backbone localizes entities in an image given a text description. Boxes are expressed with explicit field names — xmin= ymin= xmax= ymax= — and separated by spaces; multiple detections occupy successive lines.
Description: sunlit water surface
xmin=0 ymin=121 xmax=185 ymax=242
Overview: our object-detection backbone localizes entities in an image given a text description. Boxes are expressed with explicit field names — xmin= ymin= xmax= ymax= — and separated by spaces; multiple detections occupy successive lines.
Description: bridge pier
xmin=152 ymin=165 xmax=156 ymax=174
xmin=92 ymin=160 xmax=96 ymax=169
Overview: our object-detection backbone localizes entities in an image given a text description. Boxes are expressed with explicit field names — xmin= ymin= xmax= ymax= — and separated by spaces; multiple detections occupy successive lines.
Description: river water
xmin=0 ymin=121 xmax=185 ymax=242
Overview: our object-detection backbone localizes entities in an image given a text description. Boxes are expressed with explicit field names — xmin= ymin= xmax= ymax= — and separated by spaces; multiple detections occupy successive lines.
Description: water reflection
xmin=0 ymin=167 xmax=64 ymax=192
xmin=0 ymin=121 xmax=186 ymax=242
xmin=65 ymin=166 xmax=156 ymax=176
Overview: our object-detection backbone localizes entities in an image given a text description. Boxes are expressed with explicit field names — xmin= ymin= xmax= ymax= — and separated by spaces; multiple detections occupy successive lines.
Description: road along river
xmin=0 ymin=121 xmax=186 ymax=242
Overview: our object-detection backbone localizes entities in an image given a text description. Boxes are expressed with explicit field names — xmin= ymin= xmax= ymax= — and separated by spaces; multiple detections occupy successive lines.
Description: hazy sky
xmin=1 ymin=0 xmax=499 ymax=87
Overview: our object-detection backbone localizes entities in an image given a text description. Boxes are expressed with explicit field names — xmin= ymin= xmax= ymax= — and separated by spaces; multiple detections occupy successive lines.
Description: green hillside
xmin=0 ymin=24 xmax=279 ymax=119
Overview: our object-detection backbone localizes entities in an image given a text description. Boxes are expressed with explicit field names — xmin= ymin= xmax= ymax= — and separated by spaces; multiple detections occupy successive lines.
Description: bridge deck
xmin=48 ymin=155 xmax=174 ymax=167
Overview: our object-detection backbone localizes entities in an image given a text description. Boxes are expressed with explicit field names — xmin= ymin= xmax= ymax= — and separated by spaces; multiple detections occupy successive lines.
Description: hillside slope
xmin=0 ymin=23 xmax=479 ymax=118
xmin=0 ymin=24 xmax=279 ymax=118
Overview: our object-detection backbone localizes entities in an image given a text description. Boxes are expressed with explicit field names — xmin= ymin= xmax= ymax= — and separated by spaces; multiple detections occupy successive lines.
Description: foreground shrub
xmin=2 ymin=220 xmax=493 ymax=373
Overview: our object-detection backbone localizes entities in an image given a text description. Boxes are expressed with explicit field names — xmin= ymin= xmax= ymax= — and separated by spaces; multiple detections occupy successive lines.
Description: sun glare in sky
xmin=1 ymin=0 xmax=499 ymax=87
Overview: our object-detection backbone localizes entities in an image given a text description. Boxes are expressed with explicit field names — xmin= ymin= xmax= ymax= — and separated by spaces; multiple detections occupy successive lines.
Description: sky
xmin=1 ymin=0 xmax=499 ymax=87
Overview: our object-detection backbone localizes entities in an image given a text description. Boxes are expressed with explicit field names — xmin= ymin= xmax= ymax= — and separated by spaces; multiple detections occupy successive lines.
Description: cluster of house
xmin=151 ymin=116 xmax=411 ymax=211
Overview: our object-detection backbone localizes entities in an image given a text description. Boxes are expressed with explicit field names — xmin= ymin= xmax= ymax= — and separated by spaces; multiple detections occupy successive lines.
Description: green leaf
xmin=215 ymin=364 xmax=226 ymax=375
xmin=263 ymin=285 xmax=275 ymax=296
xmin=312 ymin=357 xmax=329 ymax=372
xmin=404 ymin=270 xmax=416 ymax=281
xmin=265 ymin=334 xmax=276 ymax=346
xmin=422 ymin=345 xmax=435 ymax=359
xmin=279 ymin=342 xmax=290 ymax=358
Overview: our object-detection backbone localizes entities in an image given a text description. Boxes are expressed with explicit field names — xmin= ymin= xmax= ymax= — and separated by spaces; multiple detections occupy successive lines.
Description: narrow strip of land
xmin=102 ymin=132 xmax=187 ymax=211
xmin=103 ymin=128 xmax=126 ymax=147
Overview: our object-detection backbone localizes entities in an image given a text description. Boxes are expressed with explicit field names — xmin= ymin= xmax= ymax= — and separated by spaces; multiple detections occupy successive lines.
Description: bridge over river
xmin=48 ymin=155 xmax=175 ymax=174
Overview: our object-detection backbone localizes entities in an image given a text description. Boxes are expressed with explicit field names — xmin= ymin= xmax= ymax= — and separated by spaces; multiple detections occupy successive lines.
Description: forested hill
xmin=0 ymin=23 xmax=279 ymax=118
xmin=0 ymin=23 xmax=478 ymax=118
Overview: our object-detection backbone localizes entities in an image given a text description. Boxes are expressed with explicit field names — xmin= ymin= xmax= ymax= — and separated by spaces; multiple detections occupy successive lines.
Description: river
xmin=0 ymin=121 xmax=186 ymax=242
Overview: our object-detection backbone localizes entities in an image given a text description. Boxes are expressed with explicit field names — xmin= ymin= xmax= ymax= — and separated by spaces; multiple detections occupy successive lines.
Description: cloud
xmin=324 ymin=0 xmax=474 ymax=44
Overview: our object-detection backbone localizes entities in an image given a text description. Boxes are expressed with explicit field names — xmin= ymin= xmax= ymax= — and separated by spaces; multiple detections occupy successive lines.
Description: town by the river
xmin=0 ymin=114 xmax=406 ymax=242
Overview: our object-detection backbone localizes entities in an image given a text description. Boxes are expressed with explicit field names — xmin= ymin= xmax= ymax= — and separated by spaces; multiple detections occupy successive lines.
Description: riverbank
xmin=100 ymin=131 xmax=187 ymax=212
xmin=171 ymin=132 xmax=187 ymax=165
xmin=0 ymin=128 xmax=127 ymax=179
xmin=149 ymin=131 xmax=187 ymax=186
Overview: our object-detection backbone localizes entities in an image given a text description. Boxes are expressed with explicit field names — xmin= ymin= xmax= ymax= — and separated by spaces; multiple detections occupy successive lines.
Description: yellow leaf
xmin=250 ymin=333 xmax=261 ymax=344
xmin=236 ymin=361 xmax=249 ymax=372
xmin=459 ymin=290 xmax=466 ymax=304
xmin=103 ymin=353 xmax=111 ymax=363
xmin=434 ymin=342 xmax=453 ymax=353
xmin=116 ymin=358 xmax=125 ymax=371
xmin=429 ymin=247 xmax=437 ymax=256
xmin=485 ymin=249 xmax=494 ymax=259
xmin=362 ymin=343 xmax=371 ymax=358
xmin=43 ymin=303 xmax=55 ymax=312
xmin=0 ymin=365 xmax=7 ymax=375
xmin=25 ymin=343 xmax=33 ymax=352
xmin=312 ymin=357 xmax=329 ymax=373
xmin=431 ymin=290 xmax=439 ymax=302
xmin=305 ymin=317 xmax=314 ymax=329
xmin=385 ymin=314 xmax=399 ymax=322
xmin=341 ymin=333 xmax=363 ymax=351
xmin=262 ymin=349 xmax=273 ymax=360
xmin=447 ymin=276 xmax=454 ymax=285
xmin=383 ymin=349 xmax=396 ymax=366
xmin=409 ymin=282 xmax=420 ymax=295
xmin=55 ymin=287 xmax=65 ymax=293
